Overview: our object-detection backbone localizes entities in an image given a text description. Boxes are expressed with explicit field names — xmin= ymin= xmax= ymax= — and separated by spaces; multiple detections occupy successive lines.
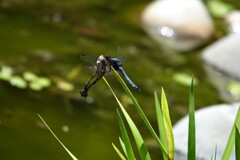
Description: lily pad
xmin=0 ymin=66 xmax=13 ymax=81
xmin=56 ymin=81 xmax=74 ymax=91
xmin=173 ymin=73 xmax=198 ymax=87
xmin=9 ymin=76 xmax=27 ymax=89
xmin=208 ymin=1 xmax=234 ymax=18
xmin=23 ymin=71 xmax=38 ymax=81
xmin=35 ymin=77 xmax=51 ymax=88
xmin=227 ymin=81 xmax=240 ymax=99
xmin=29 ymin=81 xmax=44 ymax=91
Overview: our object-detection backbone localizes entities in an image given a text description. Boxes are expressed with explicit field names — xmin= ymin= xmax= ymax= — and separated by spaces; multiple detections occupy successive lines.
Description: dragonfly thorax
xmin=96 ymin=55 xmax=110 ymax=73
xmin=105 ymin=55 xmax=122 ymax=70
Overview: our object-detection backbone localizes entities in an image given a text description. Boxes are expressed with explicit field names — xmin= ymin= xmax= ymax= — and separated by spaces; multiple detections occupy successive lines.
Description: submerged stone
xmin=141 ymin=0 xmax=214 ymax=52
xmin=173 ymin=103 xmax=239 ymax=160
xmin=202 ymin=34 xmax=240 ymax=80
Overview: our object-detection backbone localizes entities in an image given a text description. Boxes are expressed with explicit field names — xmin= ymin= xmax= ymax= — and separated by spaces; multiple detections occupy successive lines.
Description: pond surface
xmin=0 ymin=0 xmax=234 ymax=159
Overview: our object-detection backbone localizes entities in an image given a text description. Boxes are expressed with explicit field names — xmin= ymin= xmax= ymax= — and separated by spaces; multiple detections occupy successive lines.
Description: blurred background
xmin=0 ymin=0 xmax=240 ymax=159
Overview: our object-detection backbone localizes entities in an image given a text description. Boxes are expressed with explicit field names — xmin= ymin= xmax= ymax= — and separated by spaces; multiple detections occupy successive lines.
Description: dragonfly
xmin=79 ymin=47 xmax=140 ymax=97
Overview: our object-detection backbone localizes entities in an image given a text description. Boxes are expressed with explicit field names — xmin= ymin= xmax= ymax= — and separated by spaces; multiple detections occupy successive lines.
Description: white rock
xmin=225 ymin=11 xmax=240 ymax=34
xmin=202 ymin=34 xmax=240 ymax=80
xmin=173 ymin=103 xmax=239 ymax=160
xmin=141 ymin=0 xmax=214 ymax=52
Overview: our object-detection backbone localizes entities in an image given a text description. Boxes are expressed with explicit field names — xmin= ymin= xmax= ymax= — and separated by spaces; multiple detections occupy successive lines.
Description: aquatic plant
xmin=105 ymin=67 xmax=240 ymax=160
xmin=0 ymin=65 xmax=74 ymax=92
xmin=38 ymin=67 xmax=240 ymax=160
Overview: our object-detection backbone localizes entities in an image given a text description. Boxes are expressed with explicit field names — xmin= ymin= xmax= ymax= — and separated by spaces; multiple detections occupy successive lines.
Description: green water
xmin=0 ymin=0 xmax=234 ymax=159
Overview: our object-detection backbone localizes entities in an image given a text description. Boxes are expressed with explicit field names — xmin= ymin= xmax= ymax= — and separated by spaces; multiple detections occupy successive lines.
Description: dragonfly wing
xmin=80 ymin=55 xmax=97 ymax=65
xmin=117 ymin=47 xmax=124 ymax=65
xmin=83 ymin=65 xmax=96 ymax=70
xmin=118 ymin=67 xmax=140 ymax=91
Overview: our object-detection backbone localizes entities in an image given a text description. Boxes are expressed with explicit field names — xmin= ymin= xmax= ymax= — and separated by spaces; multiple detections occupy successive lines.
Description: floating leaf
xmin=23 ymin=71 xmax=38 ymax=81
xmin=56 ymin=81 xmax=74 ymax=91
xmin=227 ymin=82 xmax=240 ymax=99
xmin=0 ymin=66 xmax=13 ymax=81
xmin=9 ymin=76 xmax=27 ymax=89
xmin=29 ymin=81 xmax=43 ymax=91
xmin=172 ymin=73 xmax=198 ymax=87
xmin=208 ymin=1 xmax=234 ymax=18
xmin=35 ymin=77 xmax=51 ymax=87
xmin=0 ymin=72 xmax=10 ymax=81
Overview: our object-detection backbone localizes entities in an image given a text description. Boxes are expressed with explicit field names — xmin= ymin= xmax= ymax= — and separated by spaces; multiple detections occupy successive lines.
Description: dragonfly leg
xmin=80 ymin=73 xmax=96 ymax=97
xmin=80 ymin=72 xmax=104 ymax=97
xmin=86 ymin=73 xmax=104 ymax=89
xmin=80 ymin=55 xmax=108 ymax=97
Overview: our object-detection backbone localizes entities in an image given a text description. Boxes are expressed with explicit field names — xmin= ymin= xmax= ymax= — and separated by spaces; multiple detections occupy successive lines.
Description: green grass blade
xmin=119 ymin=137 xmax=127 ymax=156
xmin=235 ymin=125 xmax=240 ymax=159
xmin=37 ymin=114 xmax=78 ymax=160
xmin=112 ymin=143 xmax=127 ymax=160
xmin=154 ymin=91 xmax=168 ymax=160
xmin=211 ymin=145 xmax=217 ymax=160
xmin=117 ymin=109 xmax=136 ymax=160
xmin=110 ymin=67 xmax=168 ymax=158
xmin=118 ymin=101 xmax=151 ymax=160
xmin=222 ymin=106 xmax=240 ymax=159
xmin=103 ymin=77 xmax=151 ymax=160
xmin=161 ymin=88 xmax=174 ymax=160
xmin=188 ymin=78 xmax=196 ymax=160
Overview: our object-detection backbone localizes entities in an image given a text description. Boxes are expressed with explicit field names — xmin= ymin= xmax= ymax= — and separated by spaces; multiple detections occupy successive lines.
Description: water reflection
xmin=156 ymin=26 xmax=175 ymax=39
xmin=203 ymin=64 xmax=240 ymax=102
xmin=52 ymin=13 xmax=62 ymax=23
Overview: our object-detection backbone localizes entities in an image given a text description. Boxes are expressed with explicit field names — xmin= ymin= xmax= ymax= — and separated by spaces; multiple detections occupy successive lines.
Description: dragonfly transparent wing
xmin=80 ymin=55 xmax=98 ymax=65
xmin=80 ymin=55 xmax=98 ymax=70
xmin=117 ymin=47 xmax=125 ymax=65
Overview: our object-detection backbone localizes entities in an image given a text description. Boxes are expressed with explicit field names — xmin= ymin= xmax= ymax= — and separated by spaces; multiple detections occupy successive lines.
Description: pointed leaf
xmin=154 ymin=91 xmax=168 ymax=160
xmin=110 ymin=68 xmax=168 ymax=157
xmin=211 ymin=145 xmax=217 ymax=160
xmin=161 ymin=88 xmax=174 ymax=160
xmin=117 ymin=109 xmax=136 ymax=160
xmin=188 ymin=78 xmax=196 ymax=160
xmin=222 ymin=105 xmax=240 ymax=159
xmin=235 ymin=125 xmax=240 ymax=159
xmin=103 ymin=77 xmax=151 ymax=160
xmin=119 ymin=137 xmax=127 ymax=156
xmin=37 ymin=114 xmax=78 ymax=160
xmin=112 ymin=143 xmax=127 ymax=160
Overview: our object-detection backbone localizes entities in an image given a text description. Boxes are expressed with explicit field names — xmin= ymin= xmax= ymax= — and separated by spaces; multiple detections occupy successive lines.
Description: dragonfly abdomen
xmin=118 ymin=67 xmax=140 ymax=91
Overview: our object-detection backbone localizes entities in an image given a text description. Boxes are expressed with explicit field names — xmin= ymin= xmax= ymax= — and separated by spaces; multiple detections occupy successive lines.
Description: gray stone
xmin=141 ymin=0 xmax=214 ymax=52
xmin=173 ymin=103 xmax=239 ymax=160
xmin=202 ymin=34 xmax=240 ymax=80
